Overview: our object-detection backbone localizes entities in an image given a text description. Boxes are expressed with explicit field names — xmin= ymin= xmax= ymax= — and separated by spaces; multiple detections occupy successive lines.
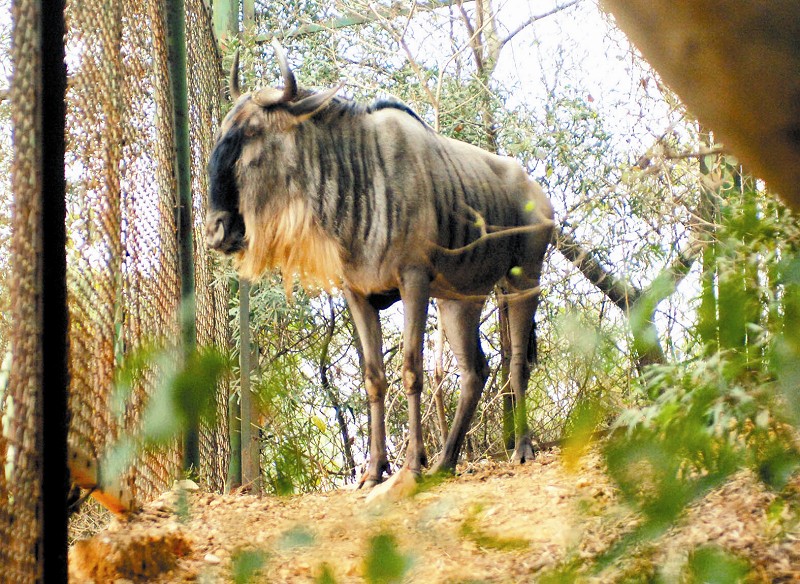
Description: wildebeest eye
xmin=243 ymin=117 xmax=263 ymax=138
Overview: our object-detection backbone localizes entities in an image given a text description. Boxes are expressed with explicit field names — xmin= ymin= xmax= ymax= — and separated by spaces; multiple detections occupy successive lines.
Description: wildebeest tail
xmin=527 ymin=317 xmax=538 ymax=366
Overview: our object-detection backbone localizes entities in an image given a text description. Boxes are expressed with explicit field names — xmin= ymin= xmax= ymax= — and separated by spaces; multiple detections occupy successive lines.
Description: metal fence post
xmin=166 ymin=0 xmax=199 ymax=472
xmin=41 ymin=0 xmax=70 ymax=577
xmin=239 ymin=280 xmax=260 ymax=492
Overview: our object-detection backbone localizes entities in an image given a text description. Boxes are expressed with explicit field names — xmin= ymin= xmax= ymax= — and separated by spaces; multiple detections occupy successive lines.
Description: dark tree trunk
xmin=321 ymin=298 xmax=357 ymax=481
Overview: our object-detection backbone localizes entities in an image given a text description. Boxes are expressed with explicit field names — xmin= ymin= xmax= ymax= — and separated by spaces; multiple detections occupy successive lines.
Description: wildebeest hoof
xmin=358 ymin=460 xmax=391 ymax=490
xmin=511 ymin=440 xmax=536 ymax=464
xmin=426 ymin=459 xmax=456 ymax=477
xmin=359 ymin=477 xmax=382 ymax=490
xmin=365 ymin=468 xmax=419 ymax=505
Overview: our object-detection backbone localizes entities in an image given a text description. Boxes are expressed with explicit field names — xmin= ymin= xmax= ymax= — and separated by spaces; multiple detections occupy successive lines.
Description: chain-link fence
xmin=0 ymin=0 xmax=230 ymax=578
xmin=0 ymin=0 xmax=43 ymax=578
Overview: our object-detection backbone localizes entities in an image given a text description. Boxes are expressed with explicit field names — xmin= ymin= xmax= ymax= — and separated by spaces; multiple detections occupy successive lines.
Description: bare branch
xmin=435 ymin=221 xmax=554 ymax=257
xmin=319 ymin=296 xmax=357 ymax=481
xmin=254 ymin=0 xmax=466 ymax=43
xmin=500 ymin=0 xmax=583 ymax=49
xmin=664 ymin=145 xmax=726 ymax=161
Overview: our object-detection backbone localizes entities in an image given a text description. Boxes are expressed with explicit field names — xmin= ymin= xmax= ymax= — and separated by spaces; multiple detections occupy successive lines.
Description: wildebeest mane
xmin=294 ymin=89 xmax=428 ymax=129
xmin=366 ymin=97 xmax=427 ymax=127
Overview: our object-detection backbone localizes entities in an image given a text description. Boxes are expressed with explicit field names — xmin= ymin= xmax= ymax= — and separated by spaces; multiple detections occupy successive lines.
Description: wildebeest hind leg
xmin=507 ymin=288 xmax=540 ymax=464
xmin=344 ymin=288 xmax=390 ymax=488
xmin=399 ymin=267 xmax=431 ymax=474
xmin=429 ymin=299 xmax=487 ymax=474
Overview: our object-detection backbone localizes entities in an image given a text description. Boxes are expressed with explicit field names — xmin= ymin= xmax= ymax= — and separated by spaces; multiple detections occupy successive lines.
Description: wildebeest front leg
xmin=399 ymin=268 xmax=431 ymax=474
xmin=344 ymin=288 xmax=390 ymax=487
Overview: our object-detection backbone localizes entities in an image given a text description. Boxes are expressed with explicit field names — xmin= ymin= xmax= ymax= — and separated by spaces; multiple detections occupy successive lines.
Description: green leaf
xmin=231 ymin=548 xmax=268 ymax=584
xmin=101 ymin=435 xmax=135 ymax=485
xmin=753 ymin=439 xmax=800 ymax=490
xmin=311 ymin=415 xmax=327 ymax=433
xmin=315 ymin=563 xmax=338 ymax=584
xmin=684 ymin=546 xmax=750 ymax=583
xmin=459 ymin=505 xmax=529 ymax=551
xmin=537 ymin=561 xmax=581 ymax=584
xmin=173 ymin=348 xmax=229 ymax=427
xmin=141 ymin=347 xmax=229 ymax=445
xmin=362 ymin=532 xmax=411 ymax=584
xmin=279 ymin=525 xmax=316 ymax=549
xmin=563 ymin=397 xmax=606 ymax=471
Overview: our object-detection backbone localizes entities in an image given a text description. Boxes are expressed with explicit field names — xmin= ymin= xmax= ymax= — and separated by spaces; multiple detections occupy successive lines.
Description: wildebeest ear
xmin=286 ymin=85 xmax=342 ymax=122
xmin=252 ymin=87 xmax=287 ymax=107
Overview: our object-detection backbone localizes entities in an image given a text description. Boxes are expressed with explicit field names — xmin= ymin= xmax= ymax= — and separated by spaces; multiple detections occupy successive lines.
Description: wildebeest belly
xmin=429 ymin=242 xmax=519 ymax=297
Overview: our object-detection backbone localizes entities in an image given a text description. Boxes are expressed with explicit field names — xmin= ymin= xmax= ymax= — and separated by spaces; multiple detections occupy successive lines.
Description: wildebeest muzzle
xmin=205 ymin=209 xmax=246 ymax=254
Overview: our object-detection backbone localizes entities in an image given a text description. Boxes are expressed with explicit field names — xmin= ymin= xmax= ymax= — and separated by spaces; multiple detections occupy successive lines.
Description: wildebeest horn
xmin=230 ymin=49 xmax=241 ymax=100
xmin=271 ymin=38 xmax=297 ymax=103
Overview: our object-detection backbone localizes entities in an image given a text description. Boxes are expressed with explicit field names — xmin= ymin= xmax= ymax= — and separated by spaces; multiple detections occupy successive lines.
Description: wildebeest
xmin=206 ymin=42 xmax=554 ymax=489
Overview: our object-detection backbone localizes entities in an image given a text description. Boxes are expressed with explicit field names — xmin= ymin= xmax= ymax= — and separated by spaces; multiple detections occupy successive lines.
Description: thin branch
xmin=432 ymin=306 xmax=449 ymax=443
xmin=318 ymin=296 xmax=357 ymax=481
xmin=500 ymin=0 xmax=583 ymax=49
xmin=434 ymin=221 xmax=554 ymax=257
xmin=254 ymin=0 xmax=467 ymax=43
xmin=458 ymin=0 xmax=484 ymax=71
xmin=370 ymin=7 xmax=439 ymax=107
xmin=664 ymin=145 xmax=726 ymax=161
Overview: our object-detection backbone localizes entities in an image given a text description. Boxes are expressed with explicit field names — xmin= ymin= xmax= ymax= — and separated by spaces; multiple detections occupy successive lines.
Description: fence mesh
xmin=0 ymin=0 xmax=43 ymax=578
xmin=187 ymin=0 xmax=231 ymax=493
xmin=0 ymin=0 xmax=230 ymax=578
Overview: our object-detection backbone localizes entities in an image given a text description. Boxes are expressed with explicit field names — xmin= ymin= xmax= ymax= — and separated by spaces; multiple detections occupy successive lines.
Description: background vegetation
xmin=208 ymin=3 xmax=800 ymax=572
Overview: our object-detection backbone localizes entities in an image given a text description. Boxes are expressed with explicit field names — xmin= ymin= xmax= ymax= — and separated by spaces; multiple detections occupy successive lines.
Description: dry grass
xmin=69 ymin=497 xmax=113 ymax=545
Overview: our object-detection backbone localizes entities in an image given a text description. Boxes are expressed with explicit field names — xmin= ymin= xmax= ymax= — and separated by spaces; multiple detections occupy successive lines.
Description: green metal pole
xmin=226 ymin=390 xmax=242 ymax=490
xmin=243 ymin=0 xmax=255 ymax=28
xmin=226 ymin=279 xmax=242 ymax=490
xmin=212 ymin=0 xmax=247 ymax=491
xmin=213 ymin=0 xmax=239 ymax=40
xmin=165 ymin=0 xmax=198 ymax=472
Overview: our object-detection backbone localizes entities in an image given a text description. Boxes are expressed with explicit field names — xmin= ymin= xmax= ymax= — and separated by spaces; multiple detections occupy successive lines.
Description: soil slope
xmin=68 ymin=450 xmax=800 ymax=583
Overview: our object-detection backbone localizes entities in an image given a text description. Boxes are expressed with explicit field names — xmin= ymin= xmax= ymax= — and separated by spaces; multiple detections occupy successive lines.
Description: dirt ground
xmin=68 ymin=449 xmax=800 ymax=583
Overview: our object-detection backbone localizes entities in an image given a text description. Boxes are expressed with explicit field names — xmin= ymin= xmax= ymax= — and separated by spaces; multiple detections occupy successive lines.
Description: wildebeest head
xmin=205 ymin=40 xmax=340 ymax=258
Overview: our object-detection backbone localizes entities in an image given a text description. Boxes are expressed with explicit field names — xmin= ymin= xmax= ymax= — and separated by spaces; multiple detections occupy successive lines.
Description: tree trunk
xmin=553 ymin=223 xmax=712 ymax=368
xmin=497 ymin=292 xmax=515 ymax=449
xmin=432 ymin=309 xmax=449 ymax=445
xmin=320 ymin=298 xmax=357 ymax=482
